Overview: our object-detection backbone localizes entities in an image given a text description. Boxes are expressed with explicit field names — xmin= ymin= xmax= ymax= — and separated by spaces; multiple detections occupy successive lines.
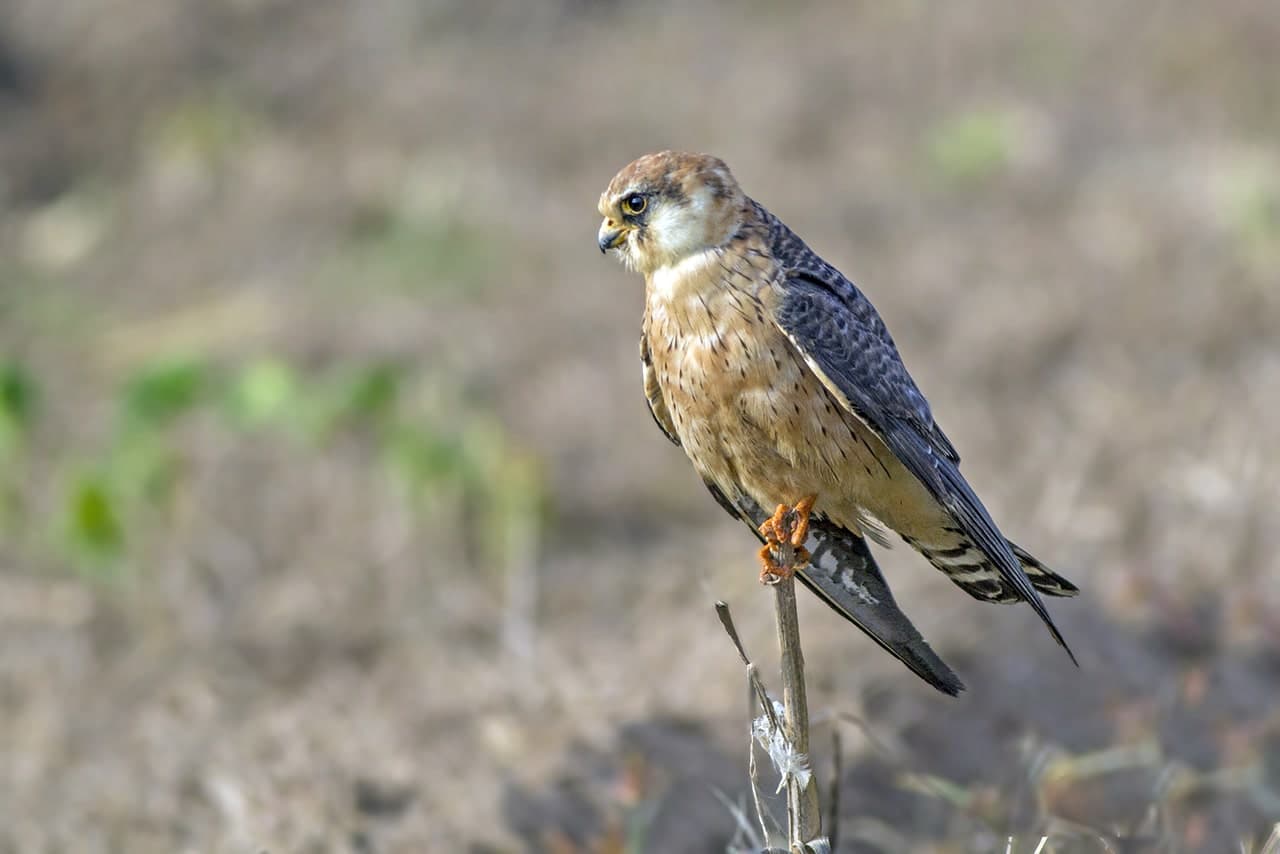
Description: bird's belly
xmin=656 ymin=315 xmax=935 ymax=535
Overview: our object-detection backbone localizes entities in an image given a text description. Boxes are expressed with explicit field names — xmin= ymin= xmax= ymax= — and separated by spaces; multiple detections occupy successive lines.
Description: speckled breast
xmin=643 ymin=253 xmax=875 ymax=510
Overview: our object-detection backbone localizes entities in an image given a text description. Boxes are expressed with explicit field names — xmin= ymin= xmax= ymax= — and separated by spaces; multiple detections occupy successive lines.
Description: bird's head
xmin=597 ymin=151 xmax=746 ymax=275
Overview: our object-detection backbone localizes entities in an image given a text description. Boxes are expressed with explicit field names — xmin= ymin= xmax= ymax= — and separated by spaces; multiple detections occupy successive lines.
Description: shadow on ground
xmin=503 ymin=601 xmax=1280 ymax=853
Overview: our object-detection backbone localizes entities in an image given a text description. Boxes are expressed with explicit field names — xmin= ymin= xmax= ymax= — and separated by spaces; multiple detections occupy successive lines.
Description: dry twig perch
xmin=718 ymin=501 xmax=829 ymax=853
xmin=765 ymin=505 xmax=824 ymax=851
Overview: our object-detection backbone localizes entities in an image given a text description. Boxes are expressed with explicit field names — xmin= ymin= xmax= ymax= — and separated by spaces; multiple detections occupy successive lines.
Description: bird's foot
xmin=758 ymin=543 xmax=790 ymax=583
xmin=757 ymin=503 xmax=788 ymax=545
xmin=790 ymin=494 xmax=816 ymax=547
xmin=757 ymin=496 xmax=817 ymax=584
xmin=758 ymin=543 xmax=811 ymax=584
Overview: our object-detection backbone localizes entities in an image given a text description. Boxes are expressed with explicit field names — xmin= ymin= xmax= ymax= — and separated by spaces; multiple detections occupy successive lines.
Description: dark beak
xmin=597 ymin=224 xmax=626 ymax=254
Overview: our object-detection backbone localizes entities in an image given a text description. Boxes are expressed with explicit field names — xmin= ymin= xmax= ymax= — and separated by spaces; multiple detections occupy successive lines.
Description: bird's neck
xmin=645 ymin=247 xmax=723 ymax=305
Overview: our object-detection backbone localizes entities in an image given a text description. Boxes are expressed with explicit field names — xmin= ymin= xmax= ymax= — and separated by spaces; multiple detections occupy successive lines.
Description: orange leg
xmin=757 ymin=502 xmax=789 ymax=543
xmin=758 ymin=543 xmax=786 ymax=581
xmin=756 ymin=496 xmax=818 ymax=584
xmin=790 ymin=494 xmax=817 ymax=547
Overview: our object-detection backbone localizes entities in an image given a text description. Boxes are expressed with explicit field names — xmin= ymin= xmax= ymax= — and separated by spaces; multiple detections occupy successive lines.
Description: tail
xmin=905 ymin=532 xmax=1079 ymax=603
xmin=1009 ymin=541 xmax=1079 ymax=598
xmin=798 ymin=517 xmax=964 ymax=696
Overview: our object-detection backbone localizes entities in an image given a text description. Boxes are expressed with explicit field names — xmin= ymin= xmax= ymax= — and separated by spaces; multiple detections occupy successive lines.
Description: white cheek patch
xmin=648 ymin=188 xmax=717 ymax=262
xmin=646 ymin=204 xmax=692 ymax=261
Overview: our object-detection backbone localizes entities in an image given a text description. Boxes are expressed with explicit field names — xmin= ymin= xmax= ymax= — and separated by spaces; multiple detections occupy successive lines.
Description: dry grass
xmin=1 ymin=0 xmax=1279 ymax=851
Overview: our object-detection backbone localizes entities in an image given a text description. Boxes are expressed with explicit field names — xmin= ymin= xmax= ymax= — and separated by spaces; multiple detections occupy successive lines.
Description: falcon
xmin=597 ymin=151 xmax=1078 ymax=695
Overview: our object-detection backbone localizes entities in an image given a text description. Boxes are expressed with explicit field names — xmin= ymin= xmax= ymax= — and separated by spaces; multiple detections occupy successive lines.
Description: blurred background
xmin=1 ymin=1 xmax=1278 ymax=851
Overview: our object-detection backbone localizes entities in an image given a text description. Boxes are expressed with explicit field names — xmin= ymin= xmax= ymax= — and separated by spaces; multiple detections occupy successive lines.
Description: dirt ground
xmin=1 ymin=1 xmax=1279 ymax=851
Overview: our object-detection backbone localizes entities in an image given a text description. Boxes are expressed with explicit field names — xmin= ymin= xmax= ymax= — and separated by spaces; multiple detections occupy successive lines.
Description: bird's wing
xmin=703 ymin=480 xmax=964 ymax=695
xmin=799 ymin=517 xmax=965 ymax=695
xmin=761 ymin=219 xmax=1075 ymax=662
xmin=640 ymin=331 xmax=680 ymax=446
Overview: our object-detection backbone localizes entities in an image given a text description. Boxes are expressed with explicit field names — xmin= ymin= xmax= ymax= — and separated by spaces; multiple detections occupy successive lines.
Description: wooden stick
xmin=762 ymin=504 xmax=823 ymax=852
xmin=772 ymin=571 xmax=822 ymax=851
xmin=718 ymin=498 xmax=829 ymax=853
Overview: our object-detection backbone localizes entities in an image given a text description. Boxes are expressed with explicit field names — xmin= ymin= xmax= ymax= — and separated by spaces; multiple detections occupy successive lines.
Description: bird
xmin=597 ymin=150 xmax=1078 ymax=695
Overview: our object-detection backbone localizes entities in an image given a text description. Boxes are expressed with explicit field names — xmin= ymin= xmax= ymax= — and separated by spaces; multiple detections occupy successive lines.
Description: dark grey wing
xmin=759 ymin=205 xmax=958 ymax=462
xmin=762 ymin=216 xmax=1075 ymax=663
xmin=800 ymin=517 xmax=964 ymax=695
xmin=703 ymin=480 xmax=964 ymax=696
xmin=640 ymin=332 xmax=680 ymax=446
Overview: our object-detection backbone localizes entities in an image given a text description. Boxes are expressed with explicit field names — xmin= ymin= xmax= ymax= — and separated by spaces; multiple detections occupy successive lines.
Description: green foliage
xmin=222 ymin=357 xmax=300 ymax=428
xmin=120 ymin=356 xmax=209 ymax=431
xmin=0 ymin=360 xmax=38 ymax=460
xmin=380 ymin=405 xmax=547 ymax=558
xmin=382 ymin=421 xmax=466 ymax=494
xmin=17 ymin=353 xmax=544 ymax=581
xmin=0 ymin=360 xmax=38 ymax=528
xmin=340 ymin=363 xmax=403 ymax=423
xmin=107 ymin=432 xmax=182 ymax=508
xmin=924 ymin=109 xmax=1013 ymax=188
xmin=52 ymin=354 xmax=201 ymax=576
xmin=62 ymin=471 xmax=127 ymax=566
xmin=224 ymin=359 xmax=409 ymax=441
xmin=305 ymin=362 xmax=406 ymax=439
xmin=462 ymin=416 xmax=546 ymax=569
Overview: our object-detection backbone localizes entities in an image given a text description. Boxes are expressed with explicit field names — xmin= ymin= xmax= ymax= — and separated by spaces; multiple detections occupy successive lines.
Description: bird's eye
xmin=622 ymin=194 xmax=647 ymax=215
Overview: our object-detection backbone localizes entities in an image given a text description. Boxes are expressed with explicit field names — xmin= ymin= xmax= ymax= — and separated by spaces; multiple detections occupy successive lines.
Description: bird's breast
xmin=645 ymin=278 xmax=785 ymax=422
xmin=643 ymin=256 xmax=916 ymax=528
xmin=644 ymin=267 xmax=824 ymax=486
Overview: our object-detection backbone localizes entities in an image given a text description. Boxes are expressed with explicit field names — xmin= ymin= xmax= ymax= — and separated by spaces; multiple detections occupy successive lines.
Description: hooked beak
xmin=597 ymin=221 xmax=628 ymax=254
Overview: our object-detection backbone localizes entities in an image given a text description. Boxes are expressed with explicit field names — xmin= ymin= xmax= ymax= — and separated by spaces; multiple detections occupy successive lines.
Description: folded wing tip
xmin=796 ymin=560 xmax=966 ymax=697
xmin=892 ymin=632 xmax=966 ymax=696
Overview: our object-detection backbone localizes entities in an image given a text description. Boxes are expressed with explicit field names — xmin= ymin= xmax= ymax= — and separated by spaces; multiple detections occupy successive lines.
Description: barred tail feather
xmin=1009 ymin=541 xmax=1079 ymax=598
xmin=907 ymin=533 xmax=1078 ymax=604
